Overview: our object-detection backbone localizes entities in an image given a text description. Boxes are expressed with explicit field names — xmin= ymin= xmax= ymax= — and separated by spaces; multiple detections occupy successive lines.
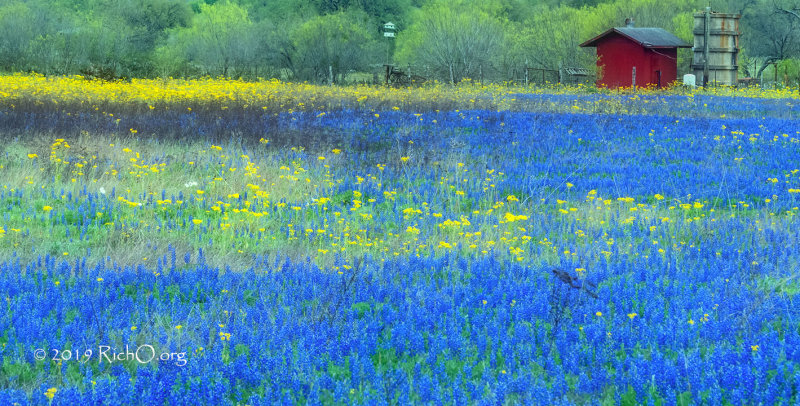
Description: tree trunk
xmin=449 ymin=63 xmax=454 ymax=84
xmin=755 ymin=58 xmax=779 ymax=83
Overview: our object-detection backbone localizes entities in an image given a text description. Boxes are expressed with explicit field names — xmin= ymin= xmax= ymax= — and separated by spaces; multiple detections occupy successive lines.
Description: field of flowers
xmin=0 ymin=75 xmax=799 ymax=405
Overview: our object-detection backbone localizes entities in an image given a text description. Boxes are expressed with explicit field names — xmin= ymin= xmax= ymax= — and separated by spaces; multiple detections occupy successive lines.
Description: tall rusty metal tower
xmin=692 ymin=8 xmax=741 ymax=86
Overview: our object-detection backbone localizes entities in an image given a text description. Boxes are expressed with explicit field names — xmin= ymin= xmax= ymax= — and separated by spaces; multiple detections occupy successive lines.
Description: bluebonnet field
xmin=0 ymin=82 xmax=799 ymax=405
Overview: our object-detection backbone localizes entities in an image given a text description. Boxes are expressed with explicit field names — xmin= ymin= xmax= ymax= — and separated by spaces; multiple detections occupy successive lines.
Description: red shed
xmin=580 ymin=21 xmax=691 ymax=89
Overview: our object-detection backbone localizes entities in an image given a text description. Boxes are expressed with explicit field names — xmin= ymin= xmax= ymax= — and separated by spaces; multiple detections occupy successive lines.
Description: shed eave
xmin=644 ymin=44 xmax=693 ymax=49
xmin=578 ymin=28 xmax=615 ymax=47
xmin=579 ymin=28 xmax=691 ymax=48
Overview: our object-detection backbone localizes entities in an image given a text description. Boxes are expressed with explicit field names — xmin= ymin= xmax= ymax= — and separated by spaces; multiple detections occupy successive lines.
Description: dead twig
xmin=551 ymin=268 xmax=599 ymax=298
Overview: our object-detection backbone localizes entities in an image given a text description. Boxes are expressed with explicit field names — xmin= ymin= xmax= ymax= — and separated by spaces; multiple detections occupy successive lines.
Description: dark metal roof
xmin=579 ymin=27 xmax=691 ymax=48
xmin=563 ymin=67 xmax=590 ymax=76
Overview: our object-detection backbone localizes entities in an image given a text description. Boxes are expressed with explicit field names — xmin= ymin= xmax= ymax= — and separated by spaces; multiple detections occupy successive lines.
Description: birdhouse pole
xmin=703 ymin=7 xmax=710 ymax=87
xmin=383 ymin=22 xmax=396 ymax=66
xmin=524 ymin=58 xmax=529 ymax=86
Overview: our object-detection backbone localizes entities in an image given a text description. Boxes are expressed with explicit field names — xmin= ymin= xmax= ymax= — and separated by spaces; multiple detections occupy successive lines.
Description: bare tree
xmin=737 ymin=0 xmax=800 ymax=80
xmin=775 ymin=3 xmax=800 ymax=20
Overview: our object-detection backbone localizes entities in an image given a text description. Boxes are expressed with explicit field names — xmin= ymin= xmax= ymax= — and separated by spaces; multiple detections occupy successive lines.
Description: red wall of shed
xmin=594 ymin=34 xmax=678 ymax=89
xmin=648 ymin=48 xmax=678 ymax=88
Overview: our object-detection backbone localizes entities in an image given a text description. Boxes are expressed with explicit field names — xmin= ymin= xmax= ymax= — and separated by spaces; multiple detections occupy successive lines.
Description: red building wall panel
xmin=648 ymin=48 xmax=678 ymax=88
xmin=596 ymin=35 xmax=649 ymax=88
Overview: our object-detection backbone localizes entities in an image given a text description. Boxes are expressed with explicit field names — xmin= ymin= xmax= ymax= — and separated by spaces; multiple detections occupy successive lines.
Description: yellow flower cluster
xmin=2 ymin=73 xmax=796 ymax=116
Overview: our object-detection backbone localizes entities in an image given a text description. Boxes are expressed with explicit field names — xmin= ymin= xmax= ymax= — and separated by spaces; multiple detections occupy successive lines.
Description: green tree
xmin=0 ymin=1 xmax=88 ymax=75
xmin=396 ymin=0 xmax=506 ymax=83
xmin=157 ymin=1 xmax=256 ymax=76
xmin=289 ymin=9 xmax=379 ymax=83
xmin=505 ymin=5 xmax=597 ymax=82
xmin=238 ymin=0 xmax=317 ymax=22
xmin=349 ymin=0 xmax=412 ymax=28
xmin=0 ymin=2 xmax=37 ymax=71
xmin=117 ymin=0 xmax=192 ymax=53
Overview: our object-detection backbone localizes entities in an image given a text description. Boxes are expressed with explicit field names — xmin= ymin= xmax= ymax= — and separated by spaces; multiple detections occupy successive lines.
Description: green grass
xmin=1 ymin=132 xmax=796 ymax=279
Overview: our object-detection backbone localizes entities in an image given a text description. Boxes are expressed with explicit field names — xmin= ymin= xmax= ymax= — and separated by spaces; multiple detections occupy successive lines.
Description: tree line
xmin=1 ymin=0 xmax=798 ymax=84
